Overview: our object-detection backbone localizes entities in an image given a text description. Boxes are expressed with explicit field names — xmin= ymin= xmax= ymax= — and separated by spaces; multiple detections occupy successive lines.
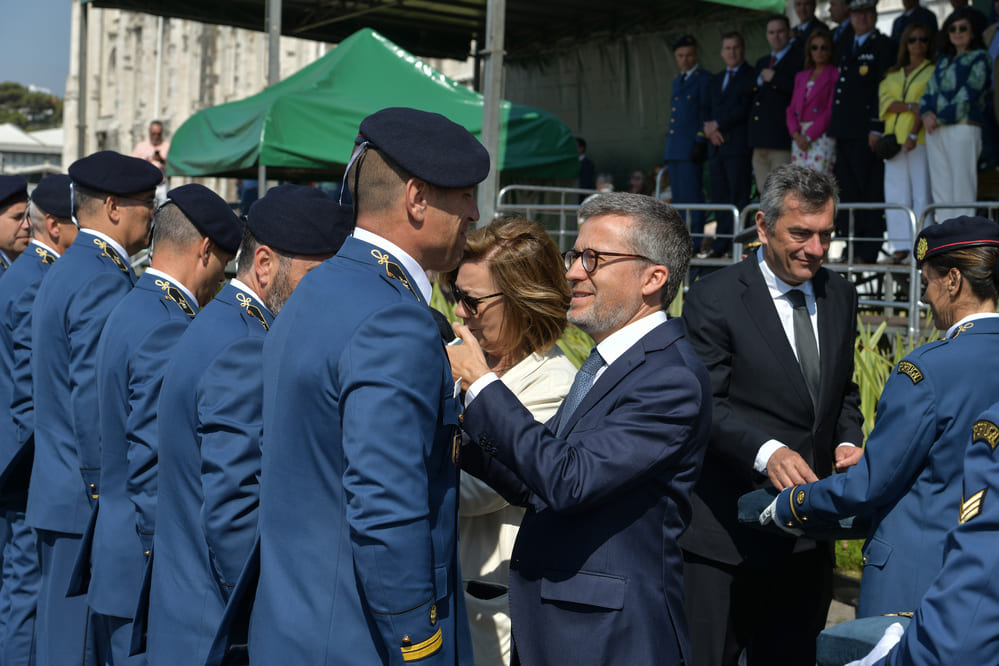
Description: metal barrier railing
xmin=494 ymin=186 xmax=999 ymax=340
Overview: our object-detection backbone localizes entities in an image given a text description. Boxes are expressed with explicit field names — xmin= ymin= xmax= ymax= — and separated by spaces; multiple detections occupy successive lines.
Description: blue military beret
xmin=672 ymin=35 xmax=698 ymax=51
xmin=355 ymin=107 xmax=490 ymax=189
xmin=915 ymin=216 xmax=999 ymax=261
xmin=0 ymin=175 xmax=28 ymax=210
xmin=246 ymin=184 xmax=352 ymax=256
xmin=68 ymin=150 xmax=163 ymax=195
xmin=164 ymin=184 xmax=243 ymax=255
xmin=30 ymin=174 xmax=73 ymax=219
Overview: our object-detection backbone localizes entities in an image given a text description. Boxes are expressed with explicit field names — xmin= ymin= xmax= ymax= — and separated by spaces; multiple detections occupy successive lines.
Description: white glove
xmin=845 ymin=621 xmax=905 ymax=666
xmin=759 ymin=493 xmax=803 ymax=536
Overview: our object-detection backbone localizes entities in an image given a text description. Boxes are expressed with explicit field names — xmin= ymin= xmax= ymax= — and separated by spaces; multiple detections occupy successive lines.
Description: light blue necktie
xmin=557 ymin=347 xmax=604 ymax=436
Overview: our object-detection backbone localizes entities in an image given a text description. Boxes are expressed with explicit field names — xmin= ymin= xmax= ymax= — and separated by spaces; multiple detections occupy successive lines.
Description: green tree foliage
xmin=0 ymin=81 xmax=63 ymax=130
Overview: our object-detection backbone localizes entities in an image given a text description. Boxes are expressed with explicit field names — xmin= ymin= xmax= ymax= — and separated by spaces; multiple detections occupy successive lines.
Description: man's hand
xmin=446 ymin=323 xmax=491 ymax=391
xmin=922 ymin=112 xmax=938 ymax=134
xmin=835 ymin=445 xmax=864 ymax=471
xmin=766 ymin=447 xmax=819 ymax=490
xmin=867 ymin=132 xmax=880 ymax=151
xmin=760 ymin=68 xmax=775 ymax=83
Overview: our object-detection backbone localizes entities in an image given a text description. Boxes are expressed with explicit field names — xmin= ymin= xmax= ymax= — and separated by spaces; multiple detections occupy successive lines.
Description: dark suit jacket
xmin=748 ymin=44 xmax=803 ymax=149
xmin=794 ymin=17 xmax=830 ymax=43
xmin=461 ymin=318 xmax=712 ymax=666
xmin=829 ymin=30 xmax=895 ymax=139
xmin=679 ymin=253 xmax=862 ymax=565
xmin=707 ymin=62 xmax=755 ymax=158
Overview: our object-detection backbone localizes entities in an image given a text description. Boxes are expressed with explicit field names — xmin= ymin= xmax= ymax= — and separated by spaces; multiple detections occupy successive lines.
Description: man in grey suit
xmin=680 ymin=164 xmax=864 ymax=666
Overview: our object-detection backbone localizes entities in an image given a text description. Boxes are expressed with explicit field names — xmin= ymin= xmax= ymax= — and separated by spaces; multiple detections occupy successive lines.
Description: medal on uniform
xmin=859 ymin=65 xmax=869 ymax=76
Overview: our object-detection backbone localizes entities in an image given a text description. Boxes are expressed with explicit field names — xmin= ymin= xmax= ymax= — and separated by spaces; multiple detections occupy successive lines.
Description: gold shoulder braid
xmin=35 ymin=246 xmax=55 ymax=265
xmin=371 ymin=249 xmax=419 ymax=302
xmin=93 ymin=238 xmax=129 ymax=272
xmin=236 ymin=292 xmax=269 ymax=331
xmin=155 ymin=279 xmax=196 ymax=317
xmin=951 ymin=321 xmax=974 ymax=339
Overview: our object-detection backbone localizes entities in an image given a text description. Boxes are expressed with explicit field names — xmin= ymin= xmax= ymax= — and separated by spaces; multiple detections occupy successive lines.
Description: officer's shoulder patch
xmin=960 ymin=489 xmax=986 ymax=524
xmin=896 ymin=360 xmax=923 ymax=384
xmin=973 ymin=420 xmax=999 ymax=450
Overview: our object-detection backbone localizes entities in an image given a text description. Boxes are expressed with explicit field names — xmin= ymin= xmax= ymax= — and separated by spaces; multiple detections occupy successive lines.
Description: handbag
xmin=874 ymin=134 xmax=902 ymax=161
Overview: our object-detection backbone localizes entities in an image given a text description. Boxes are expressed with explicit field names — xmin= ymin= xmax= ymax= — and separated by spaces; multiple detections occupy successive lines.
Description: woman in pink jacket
xmin=786 ymin=29 xmax=838 ymax=175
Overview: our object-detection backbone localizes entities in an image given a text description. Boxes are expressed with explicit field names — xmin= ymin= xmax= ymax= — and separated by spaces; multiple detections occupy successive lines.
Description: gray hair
xmin=151 ymin=201 xmax=205 ymax=253
xmin=759 ymin=164 xmax=839 ymax=234
xmin=577 ymin=192 xmax=691 ymax=308
xmin=27 ymin=200 xmax=46 ymax=234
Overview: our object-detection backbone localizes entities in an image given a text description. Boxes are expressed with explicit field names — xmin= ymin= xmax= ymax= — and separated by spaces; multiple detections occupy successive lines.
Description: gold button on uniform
xmin=429 ymin=604 xmax=437 ymax=625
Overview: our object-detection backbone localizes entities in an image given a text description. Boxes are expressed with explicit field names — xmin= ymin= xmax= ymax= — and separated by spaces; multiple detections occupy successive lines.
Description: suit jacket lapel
xmin=739 ymin=257 xmax=815 ymax=416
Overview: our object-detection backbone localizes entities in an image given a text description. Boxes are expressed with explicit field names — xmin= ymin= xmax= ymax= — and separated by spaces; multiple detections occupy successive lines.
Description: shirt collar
xmin=229 ymin=277 xmax=272 ymax=314
xmin=945 ymin=312 xmax=999 ymax=339
xmin=80 ymin=228 xmax=130 ymax=265
xmin=352 ymin=227 xmax=433 ymax=303
xmin=594 ymin=311 xmax=668 ymax=368
xmin=29 ymin=238 xmax=60 ymax=258
xmin=757 ymin=247 xmax=814 ymax=300
xmin=773 ymin=42 xmax=793 ymax=61
xmin=144 ymin=267 xmax=199 ymax=308
xmin=0 ymin=249 xmax=12 ymax=267
xmin=855 ymin=29 xmax=874 ymax=46
xmin=682 ymin=63 xmax=700 ymax=76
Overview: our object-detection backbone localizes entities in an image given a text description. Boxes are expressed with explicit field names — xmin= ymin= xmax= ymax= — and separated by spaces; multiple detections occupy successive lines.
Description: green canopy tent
xmin=166 ymin=27 xmax=578 ymax=181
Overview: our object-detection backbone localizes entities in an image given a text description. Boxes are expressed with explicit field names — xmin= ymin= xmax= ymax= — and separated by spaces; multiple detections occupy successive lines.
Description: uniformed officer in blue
xmin=763 ymin=216 xmax=999 ymax=617
xmin=234 ymin=107 xmax=486 ymax=665
xmin=85 ymin=183 xmax=242 ymax=664
xmin=663 ymin=35 xmax=710 ymax=249
xmin=843 ymin=403 xmax=999 ymax=665
xmin=0 ymin=175 xmax=30 ymax=274
xmin=0 ymin=174 xmax=77 ymax=666
xmin=24 ymin=150 xmax=162 ymax=666
xmin=146 ymin=185 xmax=348 ymax=666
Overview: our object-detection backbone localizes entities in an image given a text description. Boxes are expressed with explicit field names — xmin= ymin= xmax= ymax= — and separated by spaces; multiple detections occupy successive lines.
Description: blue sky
xmin=1 ymin=0 xmax=73 ymax=96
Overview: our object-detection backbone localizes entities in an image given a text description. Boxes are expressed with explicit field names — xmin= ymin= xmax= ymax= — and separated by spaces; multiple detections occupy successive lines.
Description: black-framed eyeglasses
xmin=563 ymin=248 xmax=653 ymax=274
xmin=450 ymin=281 xmax=503 ymax=316
xmin=908 ymin=35 xmax=929 ymax=43
xmin=949 ymin=23 xmax=970 ymax=33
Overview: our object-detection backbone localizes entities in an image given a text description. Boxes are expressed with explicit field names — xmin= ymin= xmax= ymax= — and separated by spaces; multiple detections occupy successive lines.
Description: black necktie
xmin=557 ymin=348 xmax=603 ymax=436
xmin=786 ymin=289 xmax=821 ymax=406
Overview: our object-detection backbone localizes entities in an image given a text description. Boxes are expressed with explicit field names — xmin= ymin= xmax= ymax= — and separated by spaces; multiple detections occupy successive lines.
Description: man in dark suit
xmin=793 ymin=0 xmax=830 ymax=42
xmin=146 ymin=186 xmax=347 ymax=666
xmin=25 ymin=151 xmax=162 ymax=666
xmin=681 ymin=164 xmax=864 ymax=666
xmin=891 ymin=0 xmax=938 ymax=45
xmin=664 ymin=35 xmax=710 ymax=249
xmin=449 ymin=192 xmax=712 ymax=665
xmin=830 ymin=0 xmax=855 ymax=44
xmin=748 ymin=14 xmax=802 ymax=197
xmin=705 ymin=31 xmax=756 ymax=256
xmin=829 ymin=0 xmax=895 ymax=263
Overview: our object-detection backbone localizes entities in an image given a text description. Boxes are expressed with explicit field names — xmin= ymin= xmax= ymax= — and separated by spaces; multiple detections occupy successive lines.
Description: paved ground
xmin=826 ymin=599 xmax=857 ymax=629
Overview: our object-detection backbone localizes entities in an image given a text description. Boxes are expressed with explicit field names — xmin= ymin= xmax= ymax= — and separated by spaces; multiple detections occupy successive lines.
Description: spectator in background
xmin=705 ymin=31 xmax=755 ymax=257
xmin=626 ymin=170 xmax=649 ymax=194
xmin=787 ymin=29 xmax=839 ymax=176
xmin=576 ymin=137 xmax=595 ymax=191
xmin=132 ymin=120 xmax=171 ymax=204
xmin=793 ymin=0 xmax=829 ymax=43
xmin=892 ymin=0 xmax=939 ymax=46
xmin=829 ymin=0 xmax=894 ymax=263
xmin=447 ymin=218 xmax=576 ymax=666
xmin=979 ymin=0 xmax=999 ymax=168
xmin=748 ymin=15 xmax=802 ymax=198
xmin=944 ymin=0 xmax=988 ymax=45
xmin=880 ymin=23 xmax=935 ymax=262
xmin=664 ymin=35 xmax=710 ymax=252
xmin=921 ymin=7 xmax=991 ymax=219
xmin=595 ymin=173 xmax=614 ymax=192
xmin=830 ymin=0 xmax=854 ymax=45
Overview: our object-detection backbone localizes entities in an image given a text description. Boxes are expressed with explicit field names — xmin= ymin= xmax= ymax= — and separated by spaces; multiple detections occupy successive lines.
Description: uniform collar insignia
xmin=154 ymin=278 xmax=196 ymax=317
xmin=35 ymin=246 xmax=55 ymax=264
xmin=93 ymin=238 xmax=129 ymax=272
xmin=371 ymin=248 xmax=419 ymax=302
xmin=0 ymin=255 xmax=8 ymax=270
xmin=237 ymin=292 xmax=270 ymax=331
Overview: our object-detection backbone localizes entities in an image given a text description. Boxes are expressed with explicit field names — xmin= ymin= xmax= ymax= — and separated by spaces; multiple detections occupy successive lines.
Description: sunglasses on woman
xmin=809 ymin=43 xmax=830 ymax=51
xmin=908 ymin=35 xmax=929 ymax=44
xmin=450 ymin=282 xmax=503 ymax=316
xmin=949 ymin=23 xmax=971 ymax=33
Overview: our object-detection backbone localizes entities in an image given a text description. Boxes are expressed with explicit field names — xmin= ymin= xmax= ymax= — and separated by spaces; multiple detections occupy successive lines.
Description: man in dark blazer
xmin=891 ymin=0 xmax=938 ymax=45
xmin=793 ymin=0 xmax=830 ymax=43
xmin=829 ymin=0 xmax=895 ymax=263
xmin=748 ymin=14 xmax=803 ymax=197
xmin=681 ymin=165 xmax=863 ymax=666
xmin=705 ymin=31 xmax=756 ymax=256
xmin=449 ymin=192 xmax=712 ymax=665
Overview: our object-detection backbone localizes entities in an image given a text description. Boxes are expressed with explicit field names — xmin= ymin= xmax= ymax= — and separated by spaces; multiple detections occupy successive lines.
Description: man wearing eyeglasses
xmin=24 ymin=151 xmax=162 ymax=666
xmin=680 ymin=164 xmax=862 ymax=666
xmin=0 ymin=175 xmax=30 ymax=274
xmin=448 ymin=192 xmax=712 ymax=665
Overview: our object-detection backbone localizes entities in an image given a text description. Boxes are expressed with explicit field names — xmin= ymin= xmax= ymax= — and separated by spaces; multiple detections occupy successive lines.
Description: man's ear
xmin=254 ymin=245 xmax=276 ymax=289
xmin=641 ymin=265 xmax=669 ymax=299
xmin=405 ymin=178 xmax=430 ymax=224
